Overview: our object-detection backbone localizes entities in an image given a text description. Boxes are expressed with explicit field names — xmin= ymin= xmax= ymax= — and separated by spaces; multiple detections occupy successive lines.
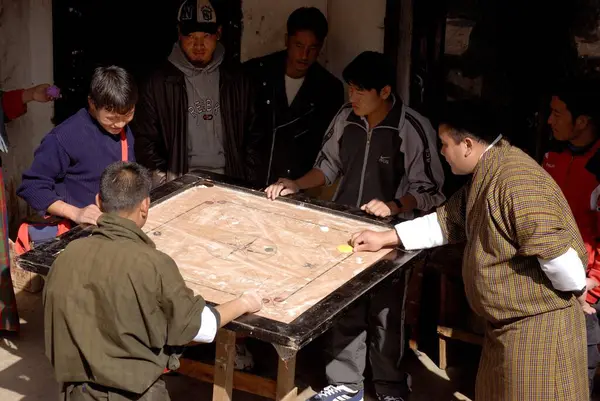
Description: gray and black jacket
xmin=314 ymin=97 xmax=445 ymax=217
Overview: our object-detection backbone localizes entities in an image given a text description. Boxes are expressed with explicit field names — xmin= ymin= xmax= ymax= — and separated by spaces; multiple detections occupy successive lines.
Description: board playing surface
xmin=144 ymin=185 xmax=393 ymax=323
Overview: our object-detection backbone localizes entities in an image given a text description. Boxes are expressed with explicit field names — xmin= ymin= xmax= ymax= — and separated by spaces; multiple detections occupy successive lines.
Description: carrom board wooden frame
xmin=18 ymin=173 xmax=424 ymax=401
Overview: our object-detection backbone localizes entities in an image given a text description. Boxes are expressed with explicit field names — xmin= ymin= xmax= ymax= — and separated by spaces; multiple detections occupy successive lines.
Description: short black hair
xmin=552 ymin=77 xmax=600 ymax=127
xmin=342 ymin=51 xmax=395 ymax=93
xmin=89 ymin=66 xmax=138 ymax=115
xmin=439 ymin=100 xmax=503 ymax=145
xmin=287 ymin=7 xmax=328 ymax=42
xmin=99 ymin=162 xmax=152 ymax=213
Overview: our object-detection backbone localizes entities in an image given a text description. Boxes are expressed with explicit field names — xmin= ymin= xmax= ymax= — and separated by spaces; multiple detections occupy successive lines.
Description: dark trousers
xmin=587 ymin=307 xmax=600 ymax=400
xmin=325 ymin=270 xmax=412 ymax=397
xmin=60 ymin=379 xmax=170 ymax=401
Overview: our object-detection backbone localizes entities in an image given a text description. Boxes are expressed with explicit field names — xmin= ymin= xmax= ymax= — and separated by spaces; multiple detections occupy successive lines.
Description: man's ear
xmin=284 ymin=33 xmax=289 ymax=48
xmin=140 ymin=197 xmax=151 ymax=217
xmin=463 ymin=137 xmax=475 ymax=157
xmin=95 ymin=194 xmax=102 ymax=210
xmin=380 ymin=85 xmax=392 ymax=101
xmin=216 ymin=26 xmax=223 ymax=40
xmin=88 ymin=97 xmax=95 ymax=112
xmin=575 ymin=115 xmax=591 ymax=131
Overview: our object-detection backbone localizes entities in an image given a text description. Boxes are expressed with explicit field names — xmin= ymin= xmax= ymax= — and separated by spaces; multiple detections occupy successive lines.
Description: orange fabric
xmin=15 ymin=220 xmax=71 ymax=255
xmin=121 ymin=128 xmax=128 ymax=162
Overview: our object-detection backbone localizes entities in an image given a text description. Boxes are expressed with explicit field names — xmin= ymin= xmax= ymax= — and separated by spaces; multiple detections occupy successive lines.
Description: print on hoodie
xmin=168 ymin=41 xmax=226 ymax=173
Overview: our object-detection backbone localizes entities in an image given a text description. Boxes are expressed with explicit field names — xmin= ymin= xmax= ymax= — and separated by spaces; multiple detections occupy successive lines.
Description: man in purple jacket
xmin=17 ymin=66 xmax=137 ymax=232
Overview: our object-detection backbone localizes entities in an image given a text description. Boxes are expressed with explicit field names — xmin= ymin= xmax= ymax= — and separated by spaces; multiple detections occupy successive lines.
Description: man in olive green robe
xmin=351 ymin=101 xmax=589 ymax=401
xmin=44 ymin=161 xmax=262 ymax=401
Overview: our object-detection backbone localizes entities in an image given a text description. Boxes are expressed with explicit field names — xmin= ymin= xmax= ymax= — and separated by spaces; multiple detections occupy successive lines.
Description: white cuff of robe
xmin=193 ymin=306 xmax=218 ymax=343
xmin=538 ymin=247 xmax=586 ymax=292
xmin=394 ymin=212 xmax=448 ymax=251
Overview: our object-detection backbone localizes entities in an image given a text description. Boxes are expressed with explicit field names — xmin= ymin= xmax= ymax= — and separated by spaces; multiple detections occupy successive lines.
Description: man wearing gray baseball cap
xmin=133 ymin=0 xmax=264 ymax=188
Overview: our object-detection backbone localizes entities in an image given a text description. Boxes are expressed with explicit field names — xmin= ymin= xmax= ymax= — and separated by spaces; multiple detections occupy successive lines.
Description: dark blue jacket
xmin=17 ymin=108 xmax=135 ymax=212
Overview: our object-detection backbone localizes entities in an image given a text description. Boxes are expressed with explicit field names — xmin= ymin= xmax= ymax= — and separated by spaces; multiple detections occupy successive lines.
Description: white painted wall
xmin=241 ymin=0 xmax=386 ymax=85
xmin=0 ymin=0 xmax=54 ymax=235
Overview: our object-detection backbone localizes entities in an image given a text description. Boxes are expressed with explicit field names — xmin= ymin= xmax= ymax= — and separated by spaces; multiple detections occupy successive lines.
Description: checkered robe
xmin=437 ymin=139 xmax=588 ymax=400
xmin=0 ymin=92 xmax=20 ymax=332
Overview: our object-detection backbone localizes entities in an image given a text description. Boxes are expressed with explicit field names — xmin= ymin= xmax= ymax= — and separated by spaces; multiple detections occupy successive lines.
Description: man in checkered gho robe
xmin=351 ymin=100 xmax=589 ymax=401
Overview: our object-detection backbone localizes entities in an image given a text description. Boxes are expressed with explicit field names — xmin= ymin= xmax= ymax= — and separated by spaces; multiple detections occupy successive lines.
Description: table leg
xmin=276 ymin=352 xmax=297 ymax=401
xmin=213 ymin=329 xmax=236 ymax=401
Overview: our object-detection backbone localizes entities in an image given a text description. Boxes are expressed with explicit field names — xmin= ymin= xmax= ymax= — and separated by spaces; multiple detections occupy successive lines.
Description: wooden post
xmin=276 ymin=353 xmax=297 ymax=401
xmin=213 ymin=329 xmax=236 ymax=401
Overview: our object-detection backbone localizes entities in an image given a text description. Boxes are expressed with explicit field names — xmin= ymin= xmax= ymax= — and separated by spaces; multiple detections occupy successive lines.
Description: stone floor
xmin=0 ymin=288 xmax=481 ymax=401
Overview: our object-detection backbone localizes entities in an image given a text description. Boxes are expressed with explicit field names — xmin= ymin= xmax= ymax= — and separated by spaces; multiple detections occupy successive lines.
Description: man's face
xmin=89 ymin=101 xmax=134 ymax=135
xmin=179 ymin=28 xmax=221 ymax=67
xmin=348 ymin=84 xmax=388 ymax=117
xmin=439 ymin=125 xmax=471 ymax=175
xmin=548 ymin=96 xmax=577 ymax=142
xmin=285 ymin=30 xmax=322 ymax=76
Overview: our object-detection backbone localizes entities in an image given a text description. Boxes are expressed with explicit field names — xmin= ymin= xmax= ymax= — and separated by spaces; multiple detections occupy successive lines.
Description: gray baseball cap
xmin=177 ymin=0 xmax=219 ymax=35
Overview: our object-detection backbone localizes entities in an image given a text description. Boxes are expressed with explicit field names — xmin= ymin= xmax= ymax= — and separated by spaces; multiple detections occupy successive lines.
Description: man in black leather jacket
xmin=133 ymin=0 xmax=264 ymax=187
xmin=244 ymin=7 xmax=344 ymax=186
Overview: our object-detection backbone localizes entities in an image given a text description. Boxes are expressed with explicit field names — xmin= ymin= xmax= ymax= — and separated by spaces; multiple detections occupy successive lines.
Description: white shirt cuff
xmin=193 ymin=306 xmax=218 ymax=343
xmin=538 ymin=247 xmax=586 ymax=292
xmin=394 ymin=212 xmax=448 ymax=251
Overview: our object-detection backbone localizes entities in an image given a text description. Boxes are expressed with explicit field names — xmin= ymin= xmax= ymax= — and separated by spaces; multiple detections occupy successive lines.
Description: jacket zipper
xmin=356 ymin=128 xmax=373 ymax=207
xmin=266 ymin=107 xmax=315 ymax=185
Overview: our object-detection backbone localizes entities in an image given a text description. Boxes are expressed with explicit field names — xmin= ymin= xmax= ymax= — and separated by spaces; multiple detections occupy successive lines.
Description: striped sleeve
xmin=498 ymin=170 xmax=587 ymax=291
xmin=435 ymin=183 xmax=469 ymax=244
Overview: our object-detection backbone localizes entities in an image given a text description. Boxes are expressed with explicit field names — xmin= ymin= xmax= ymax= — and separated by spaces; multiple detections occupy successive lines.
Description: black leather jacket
xmin=132 ymin=60 xmax=264 ymax=187
xmin=244 ymin=51 xmax=344 ymax=186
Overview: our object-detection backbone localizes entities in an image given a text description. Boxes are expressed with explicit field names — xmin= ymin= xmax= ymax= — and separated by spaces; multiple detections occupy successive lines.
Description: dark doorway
xmin=52 ymin=0 xmax=242 ymax=124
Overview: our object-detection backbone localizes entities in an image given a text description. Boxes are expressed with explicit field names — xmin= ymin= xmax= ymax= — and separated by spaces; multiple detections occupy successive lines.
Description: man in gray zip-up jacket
xmin=266 ymin=52 xmax=445 ymax=219
xmin=266 ymin=52 xmax=445 ymax=401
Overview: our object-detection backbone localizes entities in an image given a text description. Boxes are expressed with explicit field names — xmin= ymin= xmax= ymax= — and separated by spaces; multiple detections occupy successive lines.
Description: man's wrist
xmin=383 ymin=230 xmax=401 ymax=247
xmin=21 ymin=88 xmax=34 ymax=104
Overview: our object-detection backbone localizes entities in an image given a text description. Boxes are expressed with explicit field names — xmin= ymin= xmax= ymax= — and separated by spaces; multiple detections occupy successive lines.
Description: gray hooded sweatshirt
xmin=168 ymin=42 xmax=225 ymax=173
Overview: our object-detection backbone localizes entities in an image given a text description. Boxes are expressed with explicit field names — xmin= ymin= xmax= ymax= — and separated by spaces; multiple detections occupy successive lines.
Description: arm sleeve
xmin=435 ymin=183 xmax=469 ymax=244
xmin=313 ymin=106 xmax=349 ymax=185
xmin=401 ymin=114 xmax=446 ymax=210
xmin=131 ymin=79 xmax=168 ymax=187
xmin=17 ymin=133 xmax=71 ymax=212
xmin=159 ymin=256 xmax=208 ymax=346
xmin=1 ymin=89 xmax=27 ymax=120
xmin=192 ymin=306 xmax=220 ymax=343
xmin=394 ymin=212 xmax=448 ymax=250
xmin=500 ymin=173 xmax=587 ymax=291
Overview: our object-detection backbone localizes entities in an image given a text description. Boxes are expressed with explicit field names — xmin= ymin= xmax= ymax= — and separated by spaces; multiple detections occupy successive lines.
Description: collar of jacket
xmin=93 ymin=213 xmax=156 ymax=248
xmin=347 ymin=95 xmax=404 ymax=130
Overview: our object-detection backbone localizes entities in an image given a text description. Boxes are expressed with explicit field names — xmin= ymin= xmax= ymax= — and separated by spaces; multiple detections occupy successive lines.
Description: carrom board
xmin=145 ymin=184 xmax=393 ymax=324
xmin=17 ymin=174 xmax=422 ymax=348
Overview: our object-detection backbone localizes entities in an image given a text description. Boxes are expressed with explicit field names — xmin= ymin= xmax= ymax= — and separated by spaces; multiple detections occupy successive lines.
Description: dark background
xmin=52 ymin=0 xmax=242 ymax=124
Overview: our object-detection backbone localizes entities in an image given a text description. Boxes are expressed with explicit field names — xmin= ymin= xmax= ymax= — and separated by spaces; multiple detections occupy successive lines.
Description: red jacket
xmin=543 ymin=139 xmax=600 ymax=304
xmin=1 ymin=89 xmax=26 ymax=120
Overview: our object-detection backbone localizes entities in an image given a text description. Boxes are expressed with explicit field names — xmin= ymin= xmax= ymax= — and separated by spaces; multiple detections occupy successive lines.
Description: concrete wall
xmin=0 ymin=0 xmax=54 ymax=236
xmin=241 ymin=0 xmax=386 ymax=83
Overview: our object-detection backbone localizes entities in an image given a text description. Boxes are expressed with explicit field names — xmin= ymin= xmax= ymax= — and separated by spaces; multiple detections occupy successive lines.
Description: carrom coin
xmin=264 ymin=246 xmax=275 ymax=253
xmin=153 ymin=231 xmax=162 ymax=236
xmin=262 ymin=298 xmax=270 ymax=304
xmin=205 ymin=201 xmax=214 ymax=205
xmin=274 ymin=297 xmax=284 ymax=303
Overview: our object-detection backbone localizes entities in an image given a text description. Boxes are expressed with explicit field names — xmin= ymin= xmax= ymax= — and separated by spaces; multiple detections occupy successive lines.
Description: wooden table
xmin=18 ymin=173 xmax=423 ymax=401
